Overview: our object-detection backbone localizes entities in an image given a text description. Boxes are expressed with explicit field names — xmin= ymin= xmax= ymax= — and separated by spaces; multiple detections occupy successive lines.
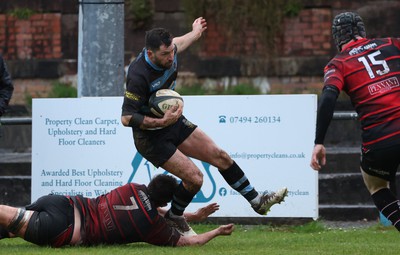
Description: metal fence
xmin=0 ymin=117 xmax=32 ymax=125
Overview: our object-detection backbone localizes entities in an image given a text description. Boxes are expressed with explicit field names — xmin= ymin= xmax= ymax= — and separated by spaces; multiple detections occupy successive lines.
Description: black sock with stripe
xmin=219 ymin=161 xmax=258 ymax=202
xmin=170 ymin=182 xmax=196 ymax=216
xmin=371 ymin=188 xmax=400 ymax=231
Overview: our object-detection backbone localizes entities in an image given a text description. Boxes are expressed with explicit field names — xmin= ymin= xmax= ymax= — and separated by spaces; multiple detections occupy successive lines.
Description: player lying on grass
xmin=0 ymin=175 xmax=233 ymax=247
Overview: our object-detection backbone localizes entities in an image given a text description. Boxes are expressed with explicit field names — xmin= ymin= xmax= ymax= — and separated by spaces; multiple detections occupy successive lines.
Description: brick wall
xmin=282 ymin=8 xmax=332 ymax=57
xmin=0 ymin=14 xmax=62 ymax=60
xmin=198 ymin=7 xmax=333 ymax=59
xmin=2 ymin=1 xmax=400 ymax=107
xmin=0 ymin=13 xmax=65 ymax=105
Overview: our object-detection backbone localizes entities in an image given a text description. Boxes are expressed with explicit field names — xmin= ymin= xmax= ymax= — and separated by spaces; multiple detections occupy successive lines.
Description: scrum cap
xmin=332 ymin=12 xmax=366 ymax=51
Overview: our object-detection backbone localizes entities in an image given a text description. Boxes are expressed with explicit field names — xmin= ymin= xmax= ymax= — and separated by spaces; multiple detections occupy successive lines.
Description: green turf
xmin=0 ymin=222 xmax=397 ymax=255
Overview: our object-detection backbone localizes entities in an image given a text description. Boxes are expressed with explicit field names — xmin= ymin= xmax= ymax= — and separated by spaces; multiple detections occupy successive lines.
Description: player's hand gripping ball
xmin=148 ymin=89 xmax=184 ymax=117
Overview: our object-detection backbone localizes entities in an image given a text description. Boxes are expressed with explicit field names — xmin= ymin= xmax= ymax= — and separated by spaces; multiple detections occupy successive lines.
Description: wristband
xmin=128 ymin=114 xmax=145 ymax=128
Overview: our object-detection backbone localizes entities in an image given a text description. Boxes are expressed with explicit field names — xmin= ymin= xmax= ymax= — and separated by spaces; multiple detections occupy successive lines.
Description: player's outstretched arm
xmin=157 ymin=203 xmax=219 ymax=222
xmin=176 ymin=224 xmax=234 ymax=247
xmin=184 ymin=203 xmax=219 ymax=222
xmin=173 ymin=17 xmax=207 ymax=53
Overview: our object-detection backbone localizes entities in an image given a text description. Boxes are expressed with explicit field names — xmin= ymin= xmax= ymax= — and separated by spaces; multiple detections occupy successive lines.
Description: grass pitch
xmin=0 ymin=221 xmax=397 ymax=255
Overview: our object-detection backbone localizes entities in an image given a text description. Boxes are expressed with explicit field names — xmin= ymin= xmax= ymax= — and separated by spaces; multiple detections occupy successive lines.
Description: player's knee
xmin=182 ymin=170 xmax=203 ymax=193
xmin=186 ymin=171 xmax=203 ymax=192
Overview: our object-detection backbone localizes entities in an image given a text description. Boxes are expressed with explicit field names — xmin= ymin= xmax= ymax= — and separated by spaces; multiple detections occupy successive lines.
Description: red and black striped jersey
xmin=324 ymin=37 xmax=400 ymax=150
xmin=70 ymin=183 xmax=181 ymax=246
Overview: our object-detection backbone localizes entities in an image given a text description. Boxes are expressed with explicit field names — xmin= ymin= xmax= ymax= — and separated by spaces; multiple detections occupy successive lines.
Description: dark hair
xmin=145 ymin=28 xmax=173 ymax=51
xmin=147 ymin=174 xmax=178 ymax=207
xmin=332 ymin=12 xmax=366 ymax=51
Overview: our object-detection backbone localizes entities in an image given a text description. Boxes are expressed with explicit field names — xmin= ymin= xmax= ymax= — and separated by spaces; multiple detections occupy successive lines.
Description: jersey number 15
xmin=358 ymin=50 xmax=390 ymax=79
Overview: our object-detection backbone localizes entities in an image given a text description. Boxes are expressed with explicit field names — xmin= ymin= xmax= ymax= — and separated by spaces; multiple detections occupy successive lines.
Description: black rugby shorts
xmin=361 ymin=144 xmax=400 ymax=181
xmin=133 ymin=115 xmax=197 ymax=167
xmin=24 ymin=195 xmax=74 ymax=247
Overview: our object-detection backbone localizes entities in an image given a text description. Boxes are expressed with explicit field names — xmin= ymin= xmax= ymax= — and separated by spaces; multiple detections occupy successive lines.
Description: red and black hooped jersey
xmin=324 ymin=37 xmax=400 ymax=150
xmin=70 ymin=183 xmax=181 ymax=246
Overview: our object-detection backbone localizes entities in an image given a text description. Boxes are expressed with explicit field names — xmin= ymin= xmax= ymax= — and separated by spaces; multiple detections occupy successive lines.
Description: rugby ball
xmin=149 ymin=89 xmax=184 ymax=117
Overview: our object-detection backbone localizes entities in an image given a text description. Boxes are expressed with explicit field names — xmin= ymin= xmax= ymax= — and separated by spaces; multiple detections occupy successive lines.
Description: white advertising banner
xmin=32 ymin=95 xmax=318 ymax=218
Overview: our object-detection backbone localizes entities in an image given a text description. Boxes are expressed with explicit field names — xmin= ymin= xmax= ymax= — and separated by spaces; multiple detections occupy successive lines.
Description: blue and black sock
xmin=371 ymin=188 xmax=400 ymax=231
xmin=219 ymin=161 xmax=258 ymax=202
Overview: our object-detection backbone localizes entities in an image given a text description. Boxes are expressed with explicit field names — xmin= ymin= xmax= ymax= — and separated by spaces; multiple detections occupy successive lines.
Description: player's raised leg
xmin=178 ymin=128 xmax=288 ymax=215
xmin=218 ymin=159 xmax=288 ymax=215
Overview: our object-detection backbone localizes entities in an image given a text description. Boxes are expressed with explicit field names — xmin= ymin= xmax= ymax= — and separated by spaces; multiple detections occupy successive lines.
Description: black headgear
xmin=332 ymin=12 xmax=366 ymax=51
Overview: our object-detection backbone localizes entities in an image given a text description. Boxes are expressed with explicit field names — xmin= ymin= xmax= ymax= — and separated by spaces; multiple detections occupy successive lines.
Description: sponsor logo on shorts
xmin=183 ymin=118 xmax=195 ymax=128
xmin=368 ymin=77 xmax=399 ymax=95
xmin=368 ymin=167 xmax=390 ymax=176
